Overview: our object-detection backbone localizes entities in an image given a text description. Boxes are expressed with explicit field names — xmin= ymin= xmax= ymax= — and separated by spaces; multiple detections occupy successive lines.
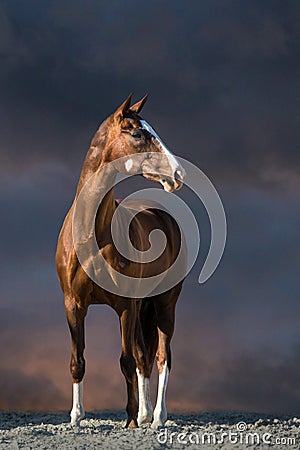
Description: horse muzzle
xmin=161 ymin=168 xmax=185 ymax=192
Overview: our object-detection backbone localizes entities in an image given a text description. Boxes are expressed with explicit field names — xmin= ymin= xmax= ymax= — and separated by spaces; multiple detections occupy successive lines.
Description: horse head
xmin=101 ymin=94 xmax=185 ymax=192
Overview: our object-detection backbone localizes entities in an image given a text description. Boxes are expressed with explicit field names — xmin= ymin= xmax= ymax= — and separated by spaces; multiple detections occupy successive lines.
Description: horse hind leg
xmin=136 ymin=299 xmax=157 ymax=425
xmin=151 ymin=285 xmax=181 ymax=430
xmin=152 ymin=332 xmax=171 ymax=429
xmin=65 ymin=297 xmax=87 ymax=425
xmin=135 ymin=324 xmax=153 ymax=425
xmin=135 ymin=367 xmax=152 ymax=426
xmin=118 ymin=302 xmax=140 ymax=428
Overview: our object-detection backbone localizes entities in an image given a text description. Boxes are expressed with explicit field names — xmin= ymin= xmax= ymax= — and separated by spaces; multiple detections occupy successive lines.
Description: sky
xmin=0 ymin=0 xmax=300 ymax=415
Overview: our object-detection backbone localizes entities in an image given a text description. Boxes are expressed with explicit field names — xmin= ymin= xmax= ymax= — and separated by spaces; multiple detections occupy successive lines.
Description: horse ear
xmin=114 ymin=94 xmax=132 ymax=119
xmin=129 ymin=94 xmax=148 ymax=114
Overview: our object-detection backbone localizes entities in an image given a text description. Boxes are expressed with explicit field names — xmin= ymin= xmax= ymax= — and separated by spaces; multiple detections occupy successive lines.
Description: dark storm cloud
xmin=1 ymin=181 xmax=299 ymax=412
xmin=0 ymin=163 xmax=75 ymax=263
xmin=169 ymin=339 xmax=300 ymax=414
xmin=0 ymin=0 xmax=299 ymax=186
xmin=215 ymin=349 xmax=300 ymax=414
xmin=0 ymin=0 xmax=299 ymax=414
xmin=0 ymin=368 xmax=67 ymax=410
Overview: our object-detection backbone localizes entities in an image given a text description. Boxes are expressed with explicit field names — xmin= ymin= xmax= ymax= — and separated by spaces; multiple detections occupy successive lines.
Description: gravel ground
xmin=0 ymin=411 xmax=299 ymax=449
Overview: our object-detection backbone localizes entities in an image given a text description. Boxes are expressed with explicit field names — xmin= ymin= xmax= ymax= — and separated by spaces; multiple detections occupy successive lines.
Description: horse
xmin=56 ymin=94 xmax=186 ymax=429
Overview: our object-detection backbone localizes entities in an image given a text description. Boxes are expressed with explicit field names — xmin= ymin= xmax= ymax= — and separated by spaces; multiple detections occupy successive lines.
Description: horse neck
xmin=74 ymin=122 xmax=117 ymax=238
xmin=75 ymin=119 xmax=110 ymax=197
xmin=94 ymin=163 xmax=117 ymax=236
xmin=72 ymin=159 xmax=117 ymax=247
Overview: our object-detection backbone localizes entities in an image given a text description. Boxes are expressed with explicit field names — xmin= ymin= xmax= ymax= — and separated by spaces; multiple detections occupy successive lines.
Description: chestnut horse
xmin=56 ymin=95 xmax=186 ymax=429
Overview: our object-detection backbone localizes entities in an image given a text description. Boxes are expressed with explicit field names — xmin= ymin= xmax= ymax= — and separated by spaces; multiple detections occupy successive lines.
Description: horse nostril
xmin=175 ymin=169 xmax=185 ymax=183
xmin=174 ymin=168 xmax=185 ymax=190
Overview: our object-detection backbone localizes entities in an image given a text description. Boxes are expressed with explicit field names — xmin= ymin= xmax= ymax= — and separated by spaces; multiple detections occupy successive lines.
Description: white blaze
xmin=140 ymin=119 xmax=180 ymax=174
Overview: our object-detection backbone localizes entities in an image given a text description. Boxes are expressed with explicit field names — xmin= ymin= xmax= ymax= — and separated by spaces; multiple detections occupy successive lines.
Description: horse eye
xmin=132 ymin=130 xmax=142 ymax=139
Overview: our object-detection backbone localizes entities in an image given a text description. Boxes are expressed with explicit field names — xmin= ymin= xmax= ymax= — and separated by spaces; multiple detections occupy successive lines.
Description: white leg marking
xmin=125 ymin=158 xmax=133 ymax=172
xmin=136 ymin=368 xmax=153 ymax=425
xmin=70 ymin=381 xmax=85 ymax=425
xmin=151 ymin=361 xmax=169 ymax=429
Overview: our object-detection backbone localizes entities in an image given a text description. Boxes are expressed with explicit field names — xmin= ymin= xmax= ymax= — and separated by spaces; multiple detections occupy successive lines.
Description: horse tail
xmin=139 ymin=298 xmax=158 ymax=369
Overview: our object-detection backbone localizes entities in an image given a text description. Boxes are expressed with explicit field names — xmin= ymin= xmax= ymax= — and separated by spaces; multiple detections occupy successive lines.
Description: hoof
xmin=151 ymin=421 xmax=162 ymax=430
xmin=70 ymin=408 xmax=85 ymax=426
xmin=151 ymin=420 xmax=165 ymax=430
xmin=137 ymin=411 xmax=153 ymax=426
xmin=126 ymin=418 xmax=139 ymax=429
xmin=151 ymin=410 xmax=167 ymax=430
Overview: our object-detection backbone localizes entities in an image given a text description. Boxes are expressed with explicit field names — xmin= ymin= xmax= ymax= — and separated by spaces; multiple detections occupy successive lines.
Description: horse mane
xmin=75 ymin=118 xmax=110 ymax=196
xmin=75 ymin=110 xmax=141 ymax=197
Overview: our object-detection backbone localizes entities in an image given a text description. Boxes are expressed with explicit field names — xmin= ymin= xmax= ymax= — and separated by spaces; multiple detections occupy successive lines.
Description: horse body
xmin=56 ymin=95 xmax=185 ymax=429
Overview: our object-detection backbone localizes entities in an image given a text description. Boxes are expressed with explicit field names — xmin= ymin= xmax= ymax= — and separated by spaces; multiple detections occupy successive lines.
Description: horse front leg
xmin=119 ymin=303 xmax=139 ymax=428
xmin=65 ymin=297 xmax=87 ymax=425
